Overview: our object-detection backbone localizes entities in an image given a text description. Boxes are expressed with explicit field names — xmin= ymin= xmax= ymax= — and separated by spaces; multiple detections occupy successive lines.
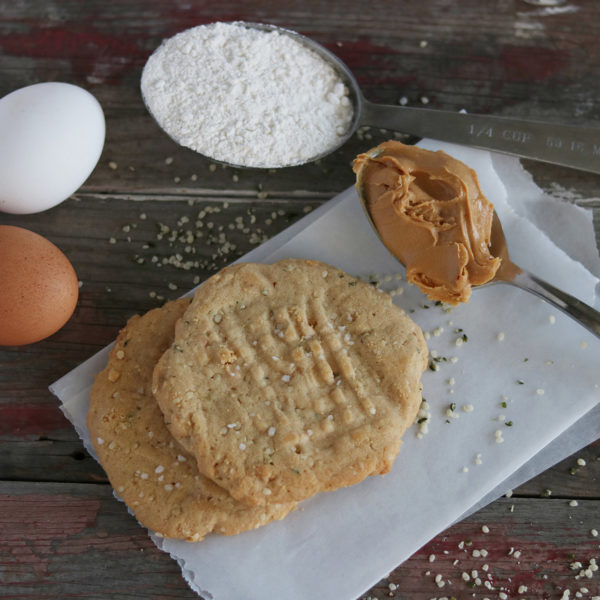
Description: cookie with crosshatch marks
xmin=152 ymin=259 xmax=428 ymax=506
xmin=87 ymin=298 xmax=295 ymax=541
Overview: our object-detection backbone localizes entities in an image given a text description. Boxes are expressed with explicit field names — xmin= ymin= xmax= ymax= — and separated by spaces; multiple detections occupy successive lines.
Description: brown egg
xmin=0 ymin=225 xmax=79 ymax=346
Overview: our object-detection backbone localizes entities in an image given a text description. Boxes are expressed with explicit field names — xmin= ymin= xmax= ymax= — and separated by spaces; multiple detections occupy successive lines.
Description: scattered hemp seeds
xmin=106 ymin=198 xmax=324 ymax=298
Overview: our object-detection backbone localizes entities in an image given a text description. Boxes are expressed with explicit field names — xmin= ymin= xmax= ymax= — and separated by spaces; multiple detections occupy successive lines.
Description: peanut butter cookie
xmin=88 ymin=299 xmax=295 ymax=540
xmin=153 ymin=259 xmax=427 ymax=506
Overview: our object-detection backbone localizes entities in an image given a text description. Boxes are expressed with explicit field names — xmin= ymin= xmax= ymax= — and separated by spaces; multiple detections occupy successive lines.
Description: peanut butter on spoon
xmin=354 ymin=141 xmax=501 ymax=304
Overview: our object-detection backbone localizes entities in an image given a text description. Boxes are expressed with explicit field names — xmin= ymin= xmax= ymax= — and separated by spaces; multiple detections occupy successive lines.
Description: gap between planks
xmin=73 ymin=190 xmax=334 ymax=202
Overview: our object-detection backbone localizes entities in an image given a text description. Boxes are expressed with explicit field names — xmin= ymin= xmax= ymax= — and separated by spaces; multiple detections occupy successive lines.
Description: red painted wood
xmin=1 ymin=1 xmax=599 ymax=597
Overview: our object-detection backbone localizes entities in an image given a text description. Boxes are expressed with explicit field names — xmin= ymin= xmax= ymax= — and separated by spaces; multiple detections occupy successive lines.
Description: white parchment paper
xmin=50 ymin=142 xmax=600 ymax=600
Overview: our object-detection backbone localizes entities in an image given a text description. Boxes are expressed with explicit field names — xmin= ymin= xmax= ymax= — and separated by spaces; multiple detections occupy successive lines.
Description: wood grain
xmin=1 ymin=0 xmax=599 ymax=598
xmin=0 ymin=482 xmax=192 ymax=600
xmin=1 ymin=482 xmax=598 ymax=599
xmin=2 ymin=0 xmax=599 ymax=200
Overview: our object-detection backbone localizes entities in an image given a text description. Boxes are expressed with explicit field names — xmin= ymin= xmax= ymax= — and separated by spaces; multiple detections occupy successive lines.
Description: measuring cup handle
xmin=361 ymin=100 xmax=600 ymax=174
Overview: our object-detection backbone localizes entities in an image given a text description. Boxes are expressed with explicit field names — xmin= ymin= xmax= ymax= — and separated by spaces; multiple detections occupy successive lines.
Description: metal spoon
xmin=247 ymin=23 xmax=600 ymax=173
xmin=355 ymin=148 xmax=600 ymax=338
xmin=486 ymin=211 xmax=600 ymax=337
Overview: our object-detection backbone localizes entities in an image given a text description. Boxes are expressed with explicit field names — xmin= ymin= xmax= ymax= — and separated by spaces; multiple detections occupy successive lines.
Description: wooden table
xmin=1 ymin=1 xmax=599 ymax=598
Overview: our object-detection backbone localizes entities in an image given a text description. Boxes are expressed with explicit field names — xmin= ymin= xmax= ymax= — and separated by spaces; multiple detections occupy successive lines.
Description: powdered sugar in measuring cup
xmin=141 ymin=22 xmax=356 ymax=169
xmin=142 ymin=21 xmax=600 ymax=174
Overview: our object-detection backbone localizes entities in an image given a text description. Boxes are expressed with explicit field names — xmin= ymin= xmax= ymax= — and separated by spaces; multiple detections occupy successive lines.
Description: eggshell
xmin=0 ymin=225 xmax=79 ymax=346
xmin=0 ymin=82 xmax=105 ymax=215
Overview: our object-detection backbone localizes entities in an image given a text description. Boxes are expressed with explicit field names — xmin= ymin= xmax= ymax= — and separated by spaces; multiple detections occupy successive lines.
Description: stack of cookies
xmin=88 ymin=259 xmax=428 ymax=541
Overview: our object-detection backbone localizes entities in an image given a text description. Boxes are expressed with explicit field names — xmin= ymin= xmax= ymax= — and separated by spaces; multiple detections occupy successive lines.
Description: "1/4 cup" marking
xmin=468 ymin=124 xmax=599 ymax=156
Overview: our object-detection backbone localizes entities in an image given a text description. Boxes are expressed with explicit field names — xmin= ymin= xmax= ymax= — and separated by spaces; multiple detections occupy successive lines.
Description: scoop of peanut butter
xmin=354 ymin=141 xmax=501 ymax=304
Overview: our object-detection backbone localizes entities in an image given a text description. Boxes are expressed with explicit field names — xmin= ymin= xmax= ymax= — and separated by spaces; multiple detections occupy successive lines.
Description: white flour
xmin=141 ymin=22 xmax=354 ymax=168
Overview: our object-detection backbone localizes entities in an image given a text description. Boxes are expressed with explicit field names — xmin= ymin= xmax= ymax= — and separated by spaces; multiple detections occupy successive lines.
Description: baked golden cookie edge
xmin=87 ymin=298 xmax=295 ymax=540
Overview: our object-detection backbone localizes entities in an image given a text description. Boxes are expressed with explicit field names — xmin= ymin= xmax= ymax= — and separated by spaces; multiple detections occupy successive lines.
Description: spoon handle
xmin=506 ymin=270 xmax=600 ymax=338
xmin=361 ymin=100 xmax=600 ymax=174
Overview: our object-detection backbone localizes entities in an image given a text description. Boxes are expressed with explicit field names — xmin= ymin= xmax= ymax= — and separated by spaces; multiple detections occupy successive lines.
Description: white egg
xmin=0 ymin=82 xmax=105 ymax=214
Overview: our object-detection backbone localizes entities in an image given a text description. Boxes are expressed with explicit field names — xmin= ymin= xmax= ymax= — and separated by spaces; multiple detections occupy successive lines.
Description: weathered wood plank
xmin=1 ymin=193 xmax=598 ymax=333
xmin=514 ymin=441 xmax=600 ymax=500
xmin=1 ymin=195 xmax=598 ymax=495
xmin=1 ymin=429 xmax=597 ymax=498
xmin=0 ymin=439 xmax=106 ymax=483
xmin=0 ymin=196 xmax=324 ymax=361
xmin=379 ymin=496 xmax=600 ymax=600
xmin=0 ymin=482 xmax=196 ymax=600
xmin=3 ymin=0 xmax=598 ymax=112
xmin=1 ymin=0 xmax=599 ymax=199
xmin=1 ymin=482 xmax=598 ymax=599
xmin=1 ymin=3 xmax=599 ymax=598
